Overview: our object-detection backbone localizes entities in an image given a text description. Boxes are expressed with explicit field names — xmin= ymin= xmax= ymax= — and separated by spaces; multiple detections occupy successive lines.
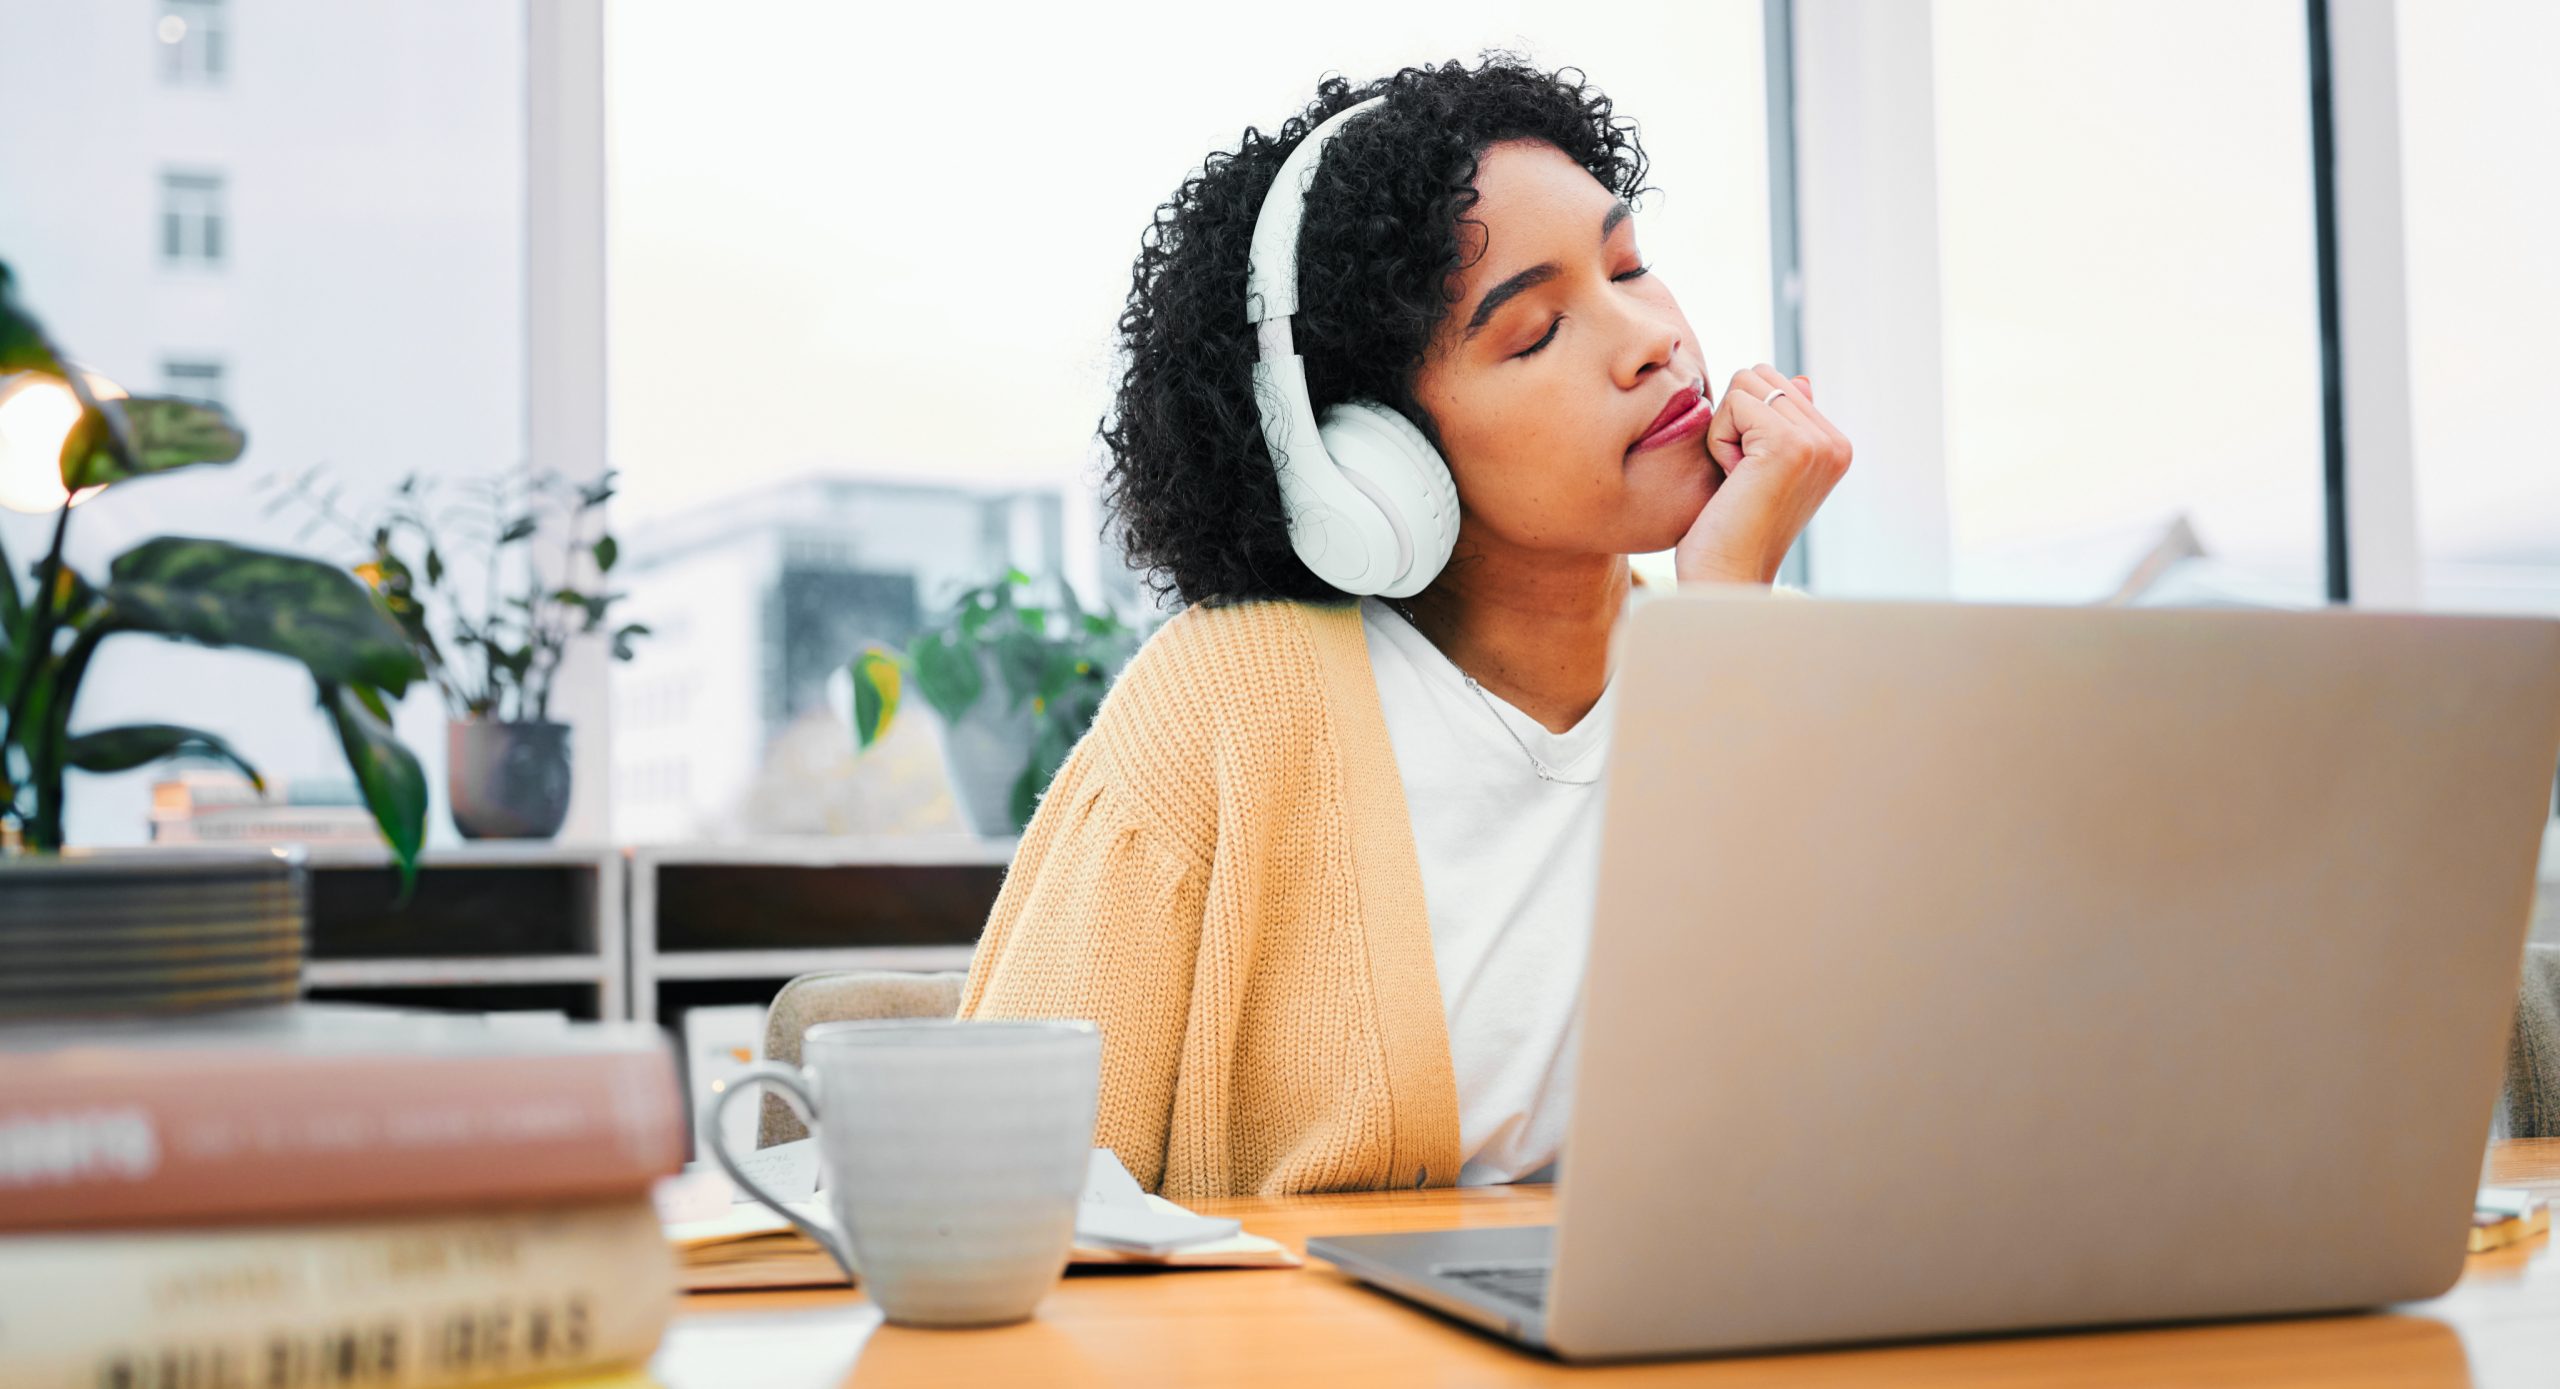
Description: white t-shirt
xmin=1359 ymin=598 xmax=1617 ymax=1186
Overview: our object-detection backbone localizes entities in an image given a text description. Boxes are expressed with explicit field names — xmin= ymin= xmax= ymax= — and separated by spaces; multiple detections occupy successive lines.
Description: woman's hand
xmin=1673 ymin=365 xmax=1853 ymax=586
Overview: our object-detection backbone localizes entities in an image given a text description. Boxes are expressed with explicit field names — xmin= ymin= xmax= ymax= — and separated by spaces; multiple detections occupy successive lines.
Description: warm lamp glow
xmin=0 ymin=372 xmax=123 ymax=514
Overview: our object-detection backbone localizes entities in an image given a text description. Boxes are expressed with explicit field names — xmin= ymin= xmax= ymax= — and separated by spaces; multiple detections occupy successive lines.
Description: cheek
xmin=1456 ymin=358 xmax=1607 ymax=460
xmin=1434 ymin=376 xmax=1631 ymax=539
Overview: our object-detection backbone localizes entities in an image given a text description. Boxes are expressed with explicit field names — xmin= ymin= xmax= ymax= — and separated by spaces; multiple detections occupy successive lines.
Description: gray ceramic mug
xmin=709 ymin=1018 xmax=1102 ymax=1328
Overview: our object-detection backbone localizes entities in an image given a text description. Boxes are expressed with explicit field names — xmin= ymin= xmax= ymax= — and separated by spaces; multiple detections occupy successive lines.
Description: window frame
xmin=159 ymin=356 xmax=225 ymax=406
xmin=1773 ymin=0 xmax=2418 ymax=607
xmin=158 ymin=0 xmax=228 ymax=87
xmin=158 ymin=169 xmax=227 ymax=267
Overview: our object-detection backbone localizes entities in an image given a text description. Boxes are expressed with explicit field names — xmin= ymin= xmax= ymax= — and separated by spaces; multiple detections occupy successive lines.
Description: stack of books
xmin=149 ymin=769 xmax=383 ymax=846
xmin=0 ymin=1006 xmax=687 ymax=1387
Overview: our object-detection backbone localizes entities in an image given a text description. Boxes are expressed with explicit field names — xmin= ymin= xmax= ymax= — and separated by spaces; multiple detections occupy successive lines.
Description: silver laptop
xmin=1308 ymin=593 xmax=2560 ymax=1362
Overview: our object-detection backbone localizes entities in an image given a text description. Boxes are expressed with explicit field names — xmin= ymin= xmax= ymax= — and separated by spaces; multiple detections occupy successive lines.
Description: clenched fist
xmin=1673 ymin=365 xmax=1852 ymax=586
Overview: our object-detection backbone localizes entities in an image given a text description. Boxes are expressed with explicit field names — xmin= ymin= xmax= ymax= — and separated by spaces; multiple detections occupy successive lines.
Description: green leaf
xmin=1005 ymin=567 xmax=1032 ymax=587
xmin=425 ymin=547 xmax=444 ymax=586
xmin=349 ymin=682 xmax=394 ymax=724
xmin=491 ymin=641 xmax=534 ymax=684
xmin=609 ymin=621 xmax=650 ymax=661
xmin=499 ymin=515 xmax=539 ymax=545
xmin=0 ymin=262 xmax=63 ymax=375
xmin=592 ymin=535 xmax=618 ymax=573
xmin=579 ymin=592 xmax=623 ymax=633
xmin=48 ymin=562 xmax=100 ymax=623
xmin=1009 ymin=760 xmax=1040 ymax=834
xmin=851 ymin=647 xmax=903 ymax=750
xmin=909 ymin=631 xmax=984 ymax=725
xmin=61 ymin=396 xmax=247 ymax=490
xmin=319 ymin=679 xmax=426 ymax=894
xmin=1007 ymin=715 xmax=1078 ymax=833
xmin=1032 ymin=708 xmax=1075 ymax=784
xmin=105 ymin=537 xmax=425 ymax=695
xmin=64 ymin=724 xmax=265 ymax=790
xmin=992 ymin=630 xmax=1047 ymax=711
xmin=0 ymin=525 xmax=21 ymax=644
xmin=1034 ymin=645 xmax=1078 ymax=709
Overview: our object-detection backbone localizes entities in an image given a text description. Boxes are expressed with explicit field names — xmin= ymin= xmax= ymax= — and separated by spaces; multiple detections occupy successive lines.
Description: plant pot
xmin=941 ymin=693 xmax=1039 ymax=838
xmin=448 ymin=718 xmax=573 ymax=840
xmin=0 ymin=845 xmax=307 ymax=1021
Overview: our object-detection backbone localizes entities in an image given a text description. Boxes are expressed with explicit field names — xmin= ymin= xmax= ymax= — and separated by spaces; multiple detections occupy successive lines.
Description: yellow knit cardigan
xmin=957 ymin=598 xmax=1459 ymax=1200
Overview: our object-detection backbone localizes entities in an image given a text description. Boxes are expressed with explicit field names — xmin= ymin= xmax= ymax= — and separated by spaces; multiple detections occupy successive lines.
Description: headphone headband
xmin=1245 ymin=96 xmax=1387 ymax=327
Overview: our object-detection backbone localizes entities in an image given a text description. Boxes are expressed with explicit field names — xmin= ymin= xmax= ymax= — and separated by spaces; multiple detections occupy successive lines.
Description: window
xmin=2400 ymin=0 xmax=2560 ymax=620
xmin=160 ymin=358 xmax=225 ymax=407
xmin=0 ymin=7 xmax=528 ymax=850
xmin=604 ymin=0 xmax=1777 ymax=840
xmin=159 ymin=171 xmax=226 ymax=266
xmin=1927 ymin=1 xmax=2329 ymax=608
xmin=158 ymin=0 xmax=228 ymax=87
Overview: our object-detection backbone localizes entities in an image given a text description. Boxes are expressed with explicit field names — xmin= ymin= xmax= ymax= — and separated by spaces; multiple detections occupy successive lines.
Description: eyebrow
xmin=1463 ymin=199 xmax=1635 ymax=341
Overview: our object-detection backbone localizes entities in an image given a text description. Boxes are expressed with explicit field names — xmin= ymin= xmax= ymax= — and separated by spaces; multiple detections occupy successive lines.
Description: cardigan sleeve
xmin=956 ymin=744 xmax=1210 ymax=1193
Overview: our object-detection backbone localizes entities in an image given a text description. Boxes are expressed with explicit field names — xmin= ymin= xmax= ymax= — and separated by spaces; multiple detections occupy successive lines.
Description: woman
xmin=960 ymin=56 xmax=1850 ymax=1198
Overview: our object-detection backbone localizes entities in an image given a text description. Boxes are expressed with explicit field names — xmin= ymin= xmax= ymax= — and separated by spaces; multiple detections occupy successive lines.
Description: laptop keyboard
xmin=1436 ymin=1260 xmax=1553 ymax=1312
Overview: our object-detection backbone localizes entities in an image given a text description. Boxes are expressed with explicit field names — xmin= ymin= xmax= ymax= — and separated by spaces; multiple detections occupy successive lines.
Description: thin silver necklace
xmin=1387 ymin=599 xmax=1602 ymax=786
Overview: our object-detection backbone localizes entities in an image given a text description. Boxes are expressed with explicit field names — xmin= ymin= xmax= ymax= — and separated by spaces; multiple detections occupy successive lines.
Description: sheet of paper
xmin=665 ymin=1200 xmax=797 ymax=1249
xmin=665 ymin=1147 xmax=1248 ymax=1256
xmin=1076 ymin=1200 xmax=1243 ymax=1254
xmin=724 ymin=1137 xmax=821 ymax=1203
xmin=1081 ymin=1147 xmax=1152 ymax=1214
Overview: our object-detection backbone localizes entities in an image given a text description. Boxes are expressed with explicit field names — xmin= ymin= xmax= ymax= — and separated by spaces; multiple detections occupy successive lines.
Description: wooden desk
xmin=658 ymin=1140 xmax=2560 ymax=1387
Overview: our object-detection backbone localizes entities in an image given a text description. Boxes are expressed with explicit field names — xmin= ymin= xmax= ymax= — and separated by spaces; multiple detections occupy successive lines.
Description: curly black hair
xmin=1098 ymin=55 xmax=1652 ymax=608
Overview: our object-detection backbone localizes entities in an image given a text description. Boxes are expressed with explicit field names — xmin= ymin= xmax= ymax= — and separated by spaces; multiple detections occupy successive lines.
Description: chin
xmin=1623 ymin=449 xmax=1722 ymax=548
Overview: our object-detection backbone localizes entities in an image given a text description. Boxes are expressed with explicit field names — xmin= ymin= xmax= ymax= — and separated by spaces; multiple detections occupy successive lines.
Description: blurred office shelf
xmin=286 ymin=838 xmax=1009 ymax=1025
xmin=628 ymin=837 xmax=1011 ymax=1028
xmin=299 ymin=843 xmax=625 ymax=1021
xmin=292 ymin=823 xmax=2547 ymax=1023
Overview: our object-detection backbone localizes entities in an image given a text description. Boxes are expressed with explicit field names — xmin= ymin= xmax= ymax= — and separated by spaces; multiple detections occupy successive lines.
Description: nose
xmin=1609 ymin=293 xmax=1683 ymax=392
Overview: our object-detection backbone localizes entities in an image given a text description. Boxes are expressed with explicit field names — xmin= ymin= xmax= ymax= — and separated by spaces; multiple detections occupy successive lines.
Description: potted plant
xmin=850 ymin=570 xmax=1142 ymax=836
xmin=266 ymin=465 xmax=648 ymax=840
xmin=0 ymin=263 xmax=427 ymax=1016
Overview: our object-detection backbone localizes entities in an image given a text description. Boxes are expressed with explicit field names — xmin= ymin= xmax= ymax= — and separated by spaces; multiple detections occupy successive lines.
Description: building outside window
xmin=160 ymin=358 xmax=225 ymax=407
xmin=158 ymin=0 xmax=227 ymax=87
xmin=160 ymin=171 xmax=226 ymax=266
xmin=3 ymin=4 xmax=527 ymax=850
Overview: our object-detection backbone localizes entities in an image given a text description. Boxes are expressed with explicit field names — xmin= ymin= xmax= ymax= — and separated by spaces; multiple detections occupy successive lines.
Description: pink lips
xmin=1630 ymin=381 xmax=1710 ymax=453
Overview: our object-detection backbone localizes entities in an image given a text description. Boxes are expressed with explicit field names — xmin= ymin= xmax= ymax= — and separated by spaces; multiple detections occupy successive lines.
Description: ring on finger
xmin=1760 ymin=386 xmax=1790 ymax=406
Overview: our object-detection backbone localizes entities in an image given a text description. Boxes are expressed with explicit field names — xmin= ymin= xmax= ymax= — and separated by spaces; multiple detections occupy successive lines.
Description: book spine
xmin=0 ymin=1199 xmax=675 ymax=1389
xmin=0 ymin=1049 xmax=683 ymax=1229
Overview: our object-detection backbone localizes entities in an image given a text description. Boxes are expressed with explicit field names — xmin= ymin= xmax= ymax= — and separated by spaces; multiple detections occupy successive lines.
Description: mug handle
xmin=707 ymin=1061 xmax=860 ymax=1281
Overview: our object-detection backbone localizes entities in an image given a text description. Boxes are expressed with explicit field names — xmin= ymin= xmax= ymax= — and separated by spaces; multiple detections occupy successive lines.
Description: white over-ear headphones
xmin=1245 ymin=96 xmax=1461 ymax=599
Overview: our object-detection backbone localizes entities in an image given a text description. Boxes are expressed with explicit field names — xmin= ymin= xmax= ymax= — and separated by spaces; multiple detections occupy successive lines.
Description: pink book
xmin=0 ymin=1006 xmax=684 ymax=1230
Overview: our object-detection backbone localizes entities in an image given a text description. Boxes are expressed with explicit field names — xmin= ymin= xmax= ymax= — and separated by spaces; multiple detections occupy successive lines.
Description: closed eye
xmin=1511 ymin=265 xmax=1653 ymax=361
xmin=1515 ymin=316 xmax=1563 ymax=359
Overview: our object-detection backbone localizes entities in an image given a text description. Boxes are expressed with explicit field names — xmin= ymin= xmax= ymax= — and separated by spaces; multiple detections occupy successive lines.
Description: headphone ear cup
xmin=1316 ymin=402 xmax=1459 ymax=598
